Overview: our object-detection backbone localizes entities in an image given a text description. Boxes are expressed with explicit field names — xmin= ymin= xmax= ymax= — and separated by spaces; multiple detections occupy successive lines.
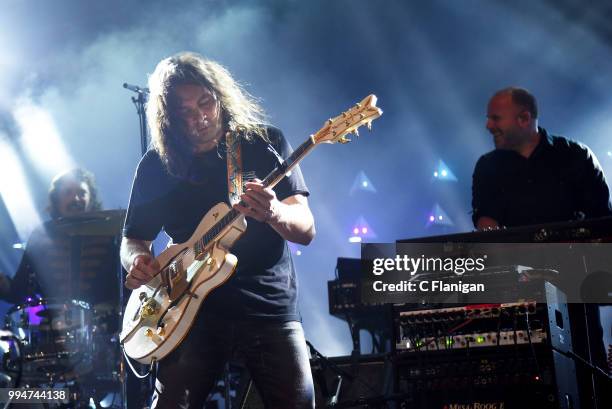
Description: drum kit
xmin=0 ymin=210 xmax=127 ymax=408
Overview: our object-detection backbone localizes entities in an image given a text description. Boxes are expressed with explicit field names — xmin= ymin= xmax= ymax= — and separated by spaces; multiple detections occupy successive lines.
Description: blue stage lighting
xmin=426 ymin=203 xmax=454 ymax=227
xmin=348 ymin=215 xmax=376 ymax=243
xmin=433 ymin=160 xmax=458 ymax=182
xmin=350 ymin=171 xmax=377 ymax=194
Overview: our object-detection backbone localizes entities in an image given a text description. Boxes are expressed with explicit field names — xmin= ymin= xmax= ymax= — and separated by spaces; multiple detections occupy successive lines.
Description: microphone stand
xmin=123 ymin=83 xmax=150 ymax=156
xmin=122 ymin=82 xmax=151 ymax=409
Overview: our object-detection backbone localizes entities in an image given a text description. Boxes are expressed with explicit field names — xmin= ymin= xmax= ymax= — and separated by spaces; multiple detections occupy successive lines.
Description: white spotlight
xmin=13 ymin=98 xmax=74 ymax=177
xmin=0 ymin=138 xmax=42 ymax=240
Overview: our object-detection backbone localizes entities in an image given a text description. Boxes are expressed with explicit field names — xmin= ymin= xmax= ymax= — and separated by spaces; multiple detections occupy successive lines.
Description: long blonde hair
xmin=147 ymin=52 xmax=268 ymax=177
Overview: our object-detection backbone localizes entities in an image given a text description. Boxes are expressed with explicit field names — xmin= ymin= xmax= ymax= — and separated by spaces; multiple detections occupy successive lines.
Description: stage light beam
xmin=13 ymin=99 xmax=74 ymax=177
xmin=0 ymin=138 xmax=42 ymax=240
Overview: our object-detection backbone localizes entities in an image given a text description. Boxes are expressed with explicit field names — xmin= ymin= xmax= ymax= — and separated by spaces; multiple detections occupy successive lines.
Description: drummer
xmin=0 ymin=168 xmax=115 ymax=305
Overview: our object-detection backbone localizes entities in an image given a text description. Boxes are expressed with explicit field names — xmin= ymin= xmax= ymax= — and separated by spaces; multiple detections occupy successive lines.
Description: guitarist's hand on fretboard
xmin=233 ymin=180 xmax=278 ymax=224
xmin=126 ymin=254 xmax=161 ymax=290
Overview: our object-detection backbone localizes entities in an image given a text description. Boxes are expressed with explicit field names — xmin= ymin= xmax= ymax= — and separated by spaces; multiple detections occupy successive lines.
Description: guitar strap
xmin=225 ymin=128 xmax=243 ymax=206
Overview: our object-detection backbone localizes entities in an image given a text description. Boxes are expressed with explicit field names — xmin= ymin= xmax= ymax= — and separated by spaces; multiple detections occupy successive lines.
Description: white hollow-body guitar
xmin=120 ymin=95 xmax=383 ymax=364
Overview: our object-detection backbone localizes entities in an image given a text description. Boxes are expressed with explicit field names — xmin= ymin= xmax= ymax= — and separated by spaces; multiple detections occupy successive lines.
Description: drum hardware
xmin=2 ymin=299 xmax=125 ymax=408
xmin=2 ymin=210 xmax=127 ymax=407
xmin=3 ymin=298 xmax=94 ymax=384
xmin=0 ymin=329 xmax=24 ymax=388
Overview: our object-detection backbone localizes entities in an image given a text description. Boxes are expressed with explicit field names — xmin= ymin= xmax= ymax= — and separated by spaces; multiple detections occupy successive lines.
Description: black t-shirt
xmin=123 ymin=126 xmax=309 ymax=321
xmin=472 ymin=127 xmax=612 ymax=227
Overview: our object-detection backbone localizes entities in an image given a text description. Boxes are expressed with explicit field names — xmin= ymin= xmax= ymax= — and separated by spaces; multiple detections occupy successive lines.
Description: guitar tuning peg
xmin=367 ymin=121 xmax=372 ymax=131
xmin=327 ymin=119 xmax=333 ymax=125
xmin=339 ymin=135 xmax=351 ymax=144
xmin=354 ymin=128 xmax=359 ymax=137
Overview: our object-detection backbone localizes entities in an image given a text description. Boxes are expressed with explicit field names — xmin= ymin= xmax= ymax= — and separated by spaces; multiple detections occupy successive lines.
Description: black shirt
xmin=472 ymin=127 xmax=611 ymax=227
xmin=123 ymin=126 xmax=309 ymax=321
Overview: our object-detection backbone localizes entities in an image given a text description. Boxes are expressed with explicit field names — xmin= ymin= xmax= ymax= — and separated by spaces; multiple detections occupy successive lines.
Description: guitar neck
xmin=261 ymin=136 xmax=316 ymax=189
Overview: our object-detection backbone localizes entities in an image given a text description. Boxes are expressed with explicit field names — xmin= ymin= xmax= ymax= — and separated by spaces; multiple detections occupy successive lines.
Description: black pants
xmin=151 ymin=314 xmax=315 ymax=409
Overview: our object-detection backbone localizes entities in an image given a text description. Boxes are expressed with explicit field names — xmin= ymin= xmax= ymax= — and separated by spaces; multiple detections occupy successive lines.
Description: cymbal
xmin=53 ymin=209 xmax=126 ymax=236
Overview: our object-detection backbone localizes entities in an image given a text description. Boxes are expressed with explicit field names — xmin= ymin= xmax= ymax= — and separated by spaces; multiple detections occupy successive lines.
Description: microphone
xmin=123 ymin=83 xmax=149 ymax=94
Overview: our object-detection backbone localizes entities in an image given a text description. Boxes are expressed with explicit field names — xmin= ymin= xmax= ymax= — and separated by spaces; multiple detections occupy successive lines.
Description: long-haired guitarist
xmin=120 ymin=52 xmax=316 ymax=408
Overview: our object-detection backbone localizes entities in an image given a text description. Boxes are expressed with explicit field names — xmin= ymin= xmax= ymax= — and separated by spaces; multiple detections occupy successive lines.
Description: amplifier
xmin=328 ymin=279 xmax=361 ymax=316
xmin=395 ymin=302 xmax=545 ymax=352
xmin=393 ymin=282 xmax=580 ymax=409
xmin=396 ymin=347 xmax=566 ymax=409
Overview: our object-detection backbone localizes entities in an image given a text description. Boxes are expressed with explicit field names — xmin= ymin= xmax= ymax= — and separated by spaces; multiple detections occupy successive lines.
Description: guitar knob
xmin=139 ymin=292 xmax=147 ymax=301
xmin=206 ymin=257 xmax=217 ymax=271
xmin=145 ymin=328 xmax=154 ymax=338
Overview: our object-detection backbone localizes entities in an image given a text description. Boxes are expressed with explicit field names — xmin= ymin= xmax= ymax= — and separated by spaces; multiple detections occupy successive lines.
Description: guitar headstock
xmin=312 ymin=94 xmax=382 ymax=145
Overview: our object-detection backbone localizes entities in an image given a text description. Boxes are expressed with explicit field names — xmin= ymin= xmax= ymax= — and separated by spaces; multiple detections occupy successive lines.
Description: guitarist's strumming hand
xmin=125 ymin=254 xmax=161 ymax=290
